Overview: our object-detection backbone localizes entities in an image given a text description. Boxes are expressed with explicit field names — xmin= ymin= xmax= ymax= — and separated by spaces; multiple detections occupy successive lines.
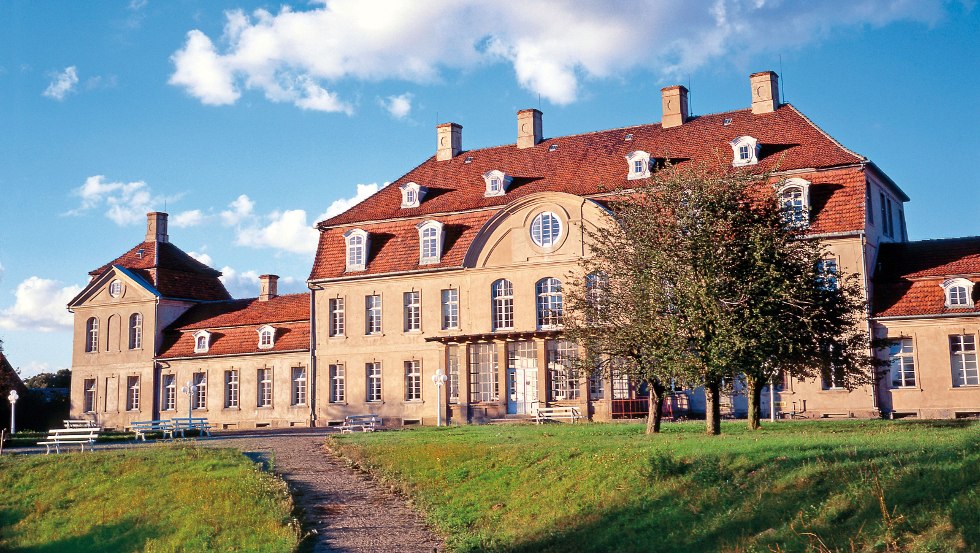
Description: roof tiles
xmin=874 ymin=237 xmax=980 ymax=318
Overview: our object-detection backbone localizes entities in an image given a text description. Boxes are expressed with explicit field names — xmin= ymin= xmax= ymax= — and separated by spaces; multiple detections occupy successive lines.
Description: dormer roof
xmin=874 ymin=237 xmax=980 ymax=318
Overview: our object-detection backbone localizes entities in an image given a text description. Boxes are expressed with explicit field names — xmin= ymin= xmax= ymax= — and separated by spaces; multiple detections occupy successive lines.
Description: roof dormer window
xmin=777 ymin=178 xmax=811 ymax=228
xmin=730 ymin=135 xmax=760 ymax=166
xmin=625 ymin=151 xmax=652 ymax=180
xmin=257 ymin=325 xmax=275 ymax=349
xmin=193 ymin=330 xmax=211 ymax=354
xmin=417 ymin=220 xmax=444 ymax=265
xmin=482 ymin=170 xmax=512 ymax=198
xmin=343 ymin=228 xmax=369 ymax=272
xmin=942 ymin=278 xmax=975 ymax=308
xmin=399 ymin=182 xmax=427 ymax=208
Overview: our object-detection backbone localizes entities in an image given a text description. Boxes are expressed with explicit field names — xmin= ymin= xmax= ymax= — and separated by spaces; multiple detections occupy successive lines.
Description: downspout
xmin=308 ymin=285 xmax=319 ymax=427
xmin=860 ymin=231 xmax=879 ymax=413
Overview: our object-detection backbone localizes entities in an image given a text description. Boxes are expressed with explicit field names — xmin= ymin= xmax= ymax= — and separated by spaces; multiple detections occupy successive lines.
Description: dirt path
xmin=200 ymin=429 xmax=443 ymax=553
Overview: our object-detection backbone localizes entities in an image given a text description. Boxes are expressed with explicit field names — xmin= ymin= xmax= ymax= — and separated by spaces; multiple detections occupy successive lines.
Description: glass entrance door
xmin=507 ymin=341 xmax=538 ymax=414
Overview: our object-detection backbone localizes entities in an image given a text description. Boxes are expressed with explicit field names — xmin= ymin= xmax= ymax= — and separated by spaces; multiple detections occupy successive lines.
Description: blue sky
xmin=0 ymin=0 xmax=977 ymax=377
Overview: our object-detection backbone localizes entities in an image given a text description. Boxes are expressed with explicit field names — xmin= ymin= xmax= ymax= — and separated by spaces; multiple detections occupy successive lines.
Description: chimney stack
xmin=146 ymin=212 xmax=169 ymax=243
xmin=436 ymin=122 xmax=462 ymax=161
xmin=750 ymin=71 xmax=780 ymax=114
xmin=661 ymin=85 xmax=689 ymax=129
xmin=517 ymin=109 xmax=543 ymax=149
xmin=258 ymin=274 xmax=279 ymax=302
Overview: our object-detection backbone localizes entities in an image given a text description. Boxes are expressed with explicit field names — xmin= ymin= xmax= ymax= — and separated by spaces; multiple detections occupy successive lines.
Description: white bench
xmin=339 ymin=414 xmax=383 ymax=433
xmin=171 ymin=417 xmax=213 ymax=438
xmin=37 ymin=427 xmax=102 ymax=454
xmin=63 ymin=419 xmax=98 ymax=429
xmin=534 ymin=406 xmax=581 ymax=424
xmin=129 ymin=420 xmax=177 ymax=441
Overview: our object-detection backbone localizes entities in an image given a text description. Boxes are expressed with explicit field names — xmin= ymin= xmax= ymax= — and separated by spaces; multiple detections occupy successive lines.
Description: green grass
xmin=328 ymin=420 xmax=980 ymax=552
xmin=0 ymin=445 xmax=299 ymax=552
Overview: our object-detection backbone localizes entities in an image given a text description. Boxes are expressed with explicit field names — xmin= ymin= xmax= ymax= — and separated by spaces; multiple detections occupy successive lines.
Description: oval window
xmin=109 ymin=280 xmax=123 ymax=298
xmin=530 ymin=212 xmax=562 ymax=248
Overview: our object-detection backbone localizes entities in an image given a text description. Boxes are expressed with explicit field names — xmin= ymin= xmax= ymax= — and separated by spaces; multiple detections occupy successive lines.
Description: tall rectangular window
xmin=403 ymin=291 xmax=421 ymax=332
xmin=612 ymin=360 xmax=630 ymax=400
xmin=365 ymin=294 xmax=382 ymax=335
xmin=405 ymin=360 xmax=422 ymax=401
xmin=225 ymin=370 xmax=239 ymax=408
xmin=448 ymin=345 xmax=460 ymax=404
xmin=192 ymin=372 xmax=207 ymax=410
xmin=816 ymin=259 xmax=838 ymax=291
xmin=950 ymin=334 xmax=980 ymax=387
xmin=83 ymin=378 xmax=97 ymax=413
xmin=589 ymin=369 xmax=605 ymax=400
xmin=886 ymin=197 xmax=895 ymax=237
xmin=889 ymin=338 xmax=916 ymax=388
xmin=257 ymin=368 xmax=273 ymax=407
xmin=879 ymin=192 xmax=888 ymax=236
xmin=329 ymin=364 xmax=346 ymax=403
xmin=469 ymin=343 xmax=499 ymax=402
xmin=866 ymin=182 xmax=874 ymax=225
xmin=366 ymin=362 xmax=382 ymax=402
xmin=292 ymin=367 xmax=307 ymax=406
xmin=547 ymin=340 xmax=579 ymax=400
xmin=492 ymin=280 xmax=514 ymax=330
xmin=162 ymin=374 xmax=177 ymax=411
xmin=441 ymin=289 xmax=459 ymax=330
xmin=126 ymin=376 xmax=140 ymax=411
xmin=329 ymin=298 xmax=345 ymax=337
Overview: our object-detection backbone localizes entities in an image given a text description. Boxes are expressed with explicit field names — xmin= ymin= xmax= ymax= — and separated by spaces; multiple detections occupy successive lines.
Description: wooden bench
xmin=63 ymin=419 xmax=98 ymax=429
xmin=171 ymin=417 xmax=213 ymax=438
xmin=37 ymin=427 xmax=101 ymax=454
xmin=533 ymin=406 xmax=581 ymax=424
xmin=339 ymin=414 xmax=382 ymax=433
xmin=129 ymin=420 xmax=177 ymax=441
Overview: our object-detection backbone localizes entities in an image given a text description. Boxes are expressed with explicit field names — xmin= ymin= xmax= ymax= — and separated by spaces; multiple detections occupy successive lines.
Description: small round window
xmin=530 ymin=212 xmax=562 ymax=248
xmin=109 ymin=280 xmax=123 ymax=298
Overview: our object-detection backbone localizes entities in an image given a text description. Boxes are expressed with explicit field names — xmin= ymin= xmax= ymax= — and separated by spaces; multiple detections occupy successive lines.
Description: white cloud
xmin=380 ymin=93 xmax=413 ymax=119
xmin=67 ymin=175 xmax=170 ymax=226
xmin=172 ymin=209 xmax=205 ymax=228
xmin=220 ymin=194 xmax=255 ymax=226
xmin=43 ymin=66 xmax=79 ymax=101
xmin=219 ymin=266 xmax=304 ymax=298
xmin=187 ymin=250 xmax=214 ymax=267
xmin=168 ymin=1 xmax=943 ymax=108
xmin=0 ymin=277 xmax=82 ymax=332
xmin=319 ymin=182 xmax=379 ymax=221
xmin=236 ymin=209 xmax=319 ymax=255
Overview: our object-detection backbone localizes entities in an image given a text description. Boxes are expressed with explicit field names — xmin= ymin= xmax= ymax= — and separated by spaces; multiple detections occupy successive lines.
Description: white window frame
xmin=547 ymin=340 xmax=579 ymax=401
xmin=109 ymin=279 xmax=123 ymax=298
xmin=86 ymin=317 xmax=99 ymax=353
xmin=729 ymin=135 xmax=760 ymax=166
xmin=193 ymin=330 xmax=211 ymax=354
xmin=403 ymin=291 xmax=421 ymax=332
xmin=777 ymin=178 xmax=810 ymax=228
xmin=126 ymin=376 xmax=140 ymax=411
xmin=448 ymin=345 xmax=460 ymax=403
xmin=162 ymin=374 xmax=177 ymax=411
xmin=225 ymin=370 xmax=239 ymax=408
xmin=129 ymin=313 xmax=142 ymax=350
xmin=469 ymin=343 xmax=499 ymax=403
xmin=492 ymin=279 xmax=514 ymax=331
xmin=399 ymin=181 xmax=427 ymax=208
xmin=291 ymin=366 xmax=307 ymax=406
xmin=950 ymin=334 xmax=980 ymax=387
xmin=83 ymin=378 xmax=97 ymax=412
xmin=328 ymin=297 xmax=345 ymax=337
xmin=889 ymin=338 xmax=916 ymax=388
xmin=441 ymin=288 xmax=459 ymax=330
xmin=417 ymin=220 xmax=444 ymax=264
xmin=343 ymin=228 xmax=369 ymax=272
xmin=192 ymin=372 xmax=207 ymax=410
xmin=365 ymin=294 xmax=382 ymax=335
xmin=941 ymin=278 xmax=974 ymax=308
xmin=366 ymin=362 xmax=383 ymax=402
xmin=257 ymin=368 xmax=273 ymax=407
xmin=257 ymin=324 xmax=275 ymax=349
xmin=405 ymin=360 xmax=422 ymax=401
xmin=329 ymin=364 xmax=346 ymax=403
xmin=536 ymin=277 xmax=564 ymax=329
xmin=530 ymin=212 xmax=563 ymax=249
xmin=624 ymin=150 xmax=651 ymax=180
xmin=482 ymin=170 xmax=512 ymax=197
xmin=816 ymin=258 xmax=838 ymax=291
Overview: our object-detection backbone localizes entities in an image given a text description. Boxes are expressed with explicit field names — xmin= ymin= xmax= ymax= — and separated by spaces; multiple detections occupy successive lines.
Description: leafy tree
xmin=565 ymin=160 xmax=878 ymax=435
xmin=24 ymin=368 xmax=72 ymax=389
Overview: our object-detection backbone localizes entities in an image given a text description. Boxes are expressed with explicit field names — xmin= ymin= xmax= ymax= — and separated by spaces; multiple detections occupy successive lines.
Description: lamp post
xmin=7 ymin=390 xmax=18 ymax=434
xmin=431 ymin=369 xmax=448 ymax=427
xmin=180 ymin=381 xmax=197 ymax=420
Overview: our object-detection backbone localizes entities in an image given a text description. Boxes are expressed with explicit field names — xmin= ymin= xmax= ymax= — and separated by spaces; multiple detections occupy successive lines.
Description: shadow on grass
xmin=2 ymin=517 xmax=163 ymax=553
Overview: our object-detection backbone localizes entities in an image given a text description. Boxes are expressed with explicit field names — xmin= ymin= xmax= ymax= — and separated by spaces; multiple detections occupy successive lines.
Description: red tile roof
xmin=90 ymin=241 xmax=231 ymax=302
xmin=873 ymin=237 xmax=980 ymax=318
xmin=157 ymin=322 xmax=310 ymax=358
xmin=167 ymin=293 xmax=310 ymax=330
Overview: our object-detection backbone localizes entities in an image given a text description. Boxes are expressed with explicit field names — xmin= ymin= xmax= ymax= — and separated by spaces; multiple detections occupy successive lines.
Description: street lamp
xmin=431 ymin=369 xmax=448 ymax=427
xmin=180 ymin=381 xmax=197 ymax=420
xmin=7 ymin=390 xmax=18 ymax=434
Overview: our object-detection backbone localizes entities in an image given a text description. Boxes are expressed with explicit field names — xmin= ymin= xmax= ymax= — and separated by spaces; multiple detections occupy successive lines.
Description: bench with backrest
xmin=63 ymin=419 xmax=98 ymax=429
xmin=534 ymin=406 xmax=581 ymax=424
xmin=339 ymin=414 xmax=382 ymax=433
xmin=171 ymin=417 xmax=213 ymax=438
xmin=129 ymin=420 xmax=177 ymax=441
xmin=37 ymin=427 xmax=101 ymax=454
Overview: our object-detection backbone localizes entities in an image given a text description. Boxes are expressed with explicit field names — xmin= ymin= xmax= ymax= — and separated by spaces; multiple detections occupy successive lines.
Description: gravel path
xmin=200 ymin=429 xmax=443 ymax=553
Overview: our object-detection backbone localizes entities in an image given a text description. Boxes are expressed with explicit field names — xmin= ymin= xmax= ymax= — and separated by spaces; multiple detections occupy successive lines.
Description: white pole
xmin=769 ymin=377 xmax=776 ymax=422
xmin=7 ymin=391 xmax=17 ymax=434
xmin=432 ymin=369 xmax=447 ymax=427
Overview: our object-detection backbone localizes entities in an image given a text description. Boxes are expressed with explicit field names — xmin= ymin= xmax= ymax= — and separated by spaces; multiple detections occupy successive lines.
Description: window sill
xmin=257 ymin=406 xmax=274 ymax=410
xmin=222 ymin=407 xmax=241 ymax=411
xmin=890 ymin=386 xmax=920 ymax=391
xmin=329 ymin=401 xmax=348 ymax=405
xmin=404 ymin=400 xmax=423 ymax=404
xmin=950 ymin=385 xmax=980 ymax=390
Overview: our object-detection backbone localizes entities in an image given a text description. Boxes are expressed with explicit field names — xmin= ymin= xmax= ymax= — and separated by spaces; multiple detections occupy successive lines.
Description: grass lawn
xmin=328 ymin=419 xmax=980 ymax=552
xmin=0 ymin=445 xmax=299 ymax=552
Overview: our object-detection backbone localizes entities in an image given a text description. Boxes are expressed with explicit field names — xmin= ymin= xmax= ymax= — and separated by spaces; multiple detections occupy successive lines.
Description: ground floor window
xmin=950 ymin=334 xmax=980 ymax=387
xmin=367 ymin=362 xmax=382 ymax=402
xmin=448 ymin=345 xmax=460 ymax=404
xmin=225 ymin=370 xmax=239 ymax=408
xmin=612 ymin=362 xmax=630 ymax=400
xmin=330 ymin=364 xmax=345 ymax=403
xmin=192 ymin=372 xmax=207 ymax=410
xmin=162 ymin=374 xmax=176 ymax=411
xmin=126 ymin=376 xmax=140 ymax=411
xmin=469 ymin=343 xmax=498 ymax=402
xmin=292 ymin=367 xmax=307 ymax=406
xmin=257 ymin=368 xmax=272 ymax=407
xmin=589 ymin=369 xmax=604 ymax=400
xmin=405 ymin=360 xmax=422 ymax=401
xmin=889 ymin=338 xmax=916 ymax=388
xmin=547 ymin=340 xmax=579 ymax=401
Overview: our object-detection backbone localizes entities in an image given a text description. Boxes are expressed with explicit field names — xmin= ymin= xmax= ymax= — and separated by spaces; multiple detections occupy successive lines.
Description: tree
xmin=24 ymin=368 xmax=72 ymax=389
xmin=565 ymin=160 xmax=879 ymax=435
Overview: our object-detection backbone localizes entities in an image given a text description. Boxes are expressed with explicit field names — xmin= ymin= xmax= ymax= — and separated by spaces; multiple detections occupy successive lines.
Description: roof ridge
xmin=784 ymin=103 xmax=866 ymax=163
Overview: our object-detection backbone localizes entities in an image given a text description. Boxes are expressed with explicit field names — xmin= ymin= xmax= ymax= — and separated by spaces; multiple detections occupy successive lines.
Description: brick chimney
xmin=145 ymin=212 xmax=169 ymax=243
xmin=750 ymin=71 xmax=780 ymax=114
xmin=436 ymin=122 xmax=462 ymax=161
xmin=517 ymin=109 xmax=543 ymax=148
xmin=661 ymin=85 xmax=689 ymax=129
xmin=258 ymin=274 xmax=279 ymax=302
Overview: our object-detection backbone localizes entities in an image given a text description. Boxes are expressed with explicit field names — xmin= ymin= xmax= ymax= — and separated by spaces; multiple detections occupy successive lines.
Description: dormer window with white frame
xmin=625 ymin=150 xmax=652 ymax=180
xmin=730 ymin=135 xmax=760 ymax=166
xmin=482 ymin=170 xmax=512 ymax=198
xmin=257 ymin=325 xmax=276 ymax=349
xmin=777 ymin=177 xmax=811 ymax=228
xmin=343 ymin=228 xmax=369 ymax=272
xmin=399 ymin=182 xmax=427 ymax=208
xmin=942 ymin=278 xmax=975 ymax=308
xmin=193 ymin=330 xmax=211 ymax=354
xmin=417 ymin=220 xmax=444 ymax=265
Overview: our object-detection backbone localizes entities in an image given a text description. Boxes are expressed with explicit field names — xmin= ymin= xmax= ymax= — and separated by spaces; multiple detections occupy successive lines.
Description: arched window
xmin=194 ymin=330 xmax=211 ymax=353
xmin=942 ymin=278 xmax=974 ymax=308
xmin=399 ymin=182 xmax=427 ymax=208
xmin=492 ymin=279 xmax=514 ymax=330
xmin=257 ymin=325 xmax=275 ymax=349
xmin=85 ymin=317 xmax=99 ymax=353
xmin=530 ymin=212 xmax=562 ymax=249
xmin=482 ymin=170 xmax=512 ymax=197
xmin=344 ymin=229 xmax=369 ymax=272
xmin=128 ymin=313 xmax=142 ymax=350
xmin=777 ymin=178 xmax=811 ymax=228
xmin=729 ymin=135 xmax=760 ymax=166
xmin=417 ymin=220 xmax=443 ymax=264
xmin=625 ymin=150 xmax=651 ymax=180
xmin=536 ymin=277 xmax=564 ymax=329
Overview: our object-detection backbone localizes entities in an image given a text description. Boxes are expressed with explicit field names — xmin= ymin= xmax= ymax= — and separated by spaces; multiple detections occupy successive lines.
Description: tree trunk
xmin=704 ymin=377 xmax=721 ymax=435
xmin=746 ymin=374 xmax=763 ymax=430
xmin=645 ymin=378 xmax=666 ymax=435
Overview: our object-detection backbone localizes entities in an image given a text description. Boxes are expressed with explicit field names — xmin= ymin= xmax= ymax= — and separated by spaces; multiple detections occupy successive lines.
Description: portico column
xmin=496 ymin=340 xmax=508 ymax=411
xmin=536 ymin=338 xmax=548 ymax=406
